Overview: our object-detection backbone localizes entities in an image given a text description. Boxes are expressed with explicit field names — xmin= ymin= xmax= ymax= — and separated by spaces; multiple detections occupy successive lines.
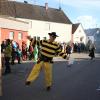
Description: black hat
xmin=6 ymin=39 xmax=11 ymax=43
xmin=48 ymin=32 xmax=58 ymax=37
xmin=6 ymin=39 xmax=11 ymax=45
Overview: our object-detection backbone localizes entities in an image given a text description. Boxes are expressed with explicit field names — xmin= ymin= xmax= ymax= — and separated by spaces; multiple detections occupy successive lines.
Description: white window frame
xmin=9 ymin=31 xmax=14 ymax=39
xmin=18 ymin=32 xmax=23 ymax=40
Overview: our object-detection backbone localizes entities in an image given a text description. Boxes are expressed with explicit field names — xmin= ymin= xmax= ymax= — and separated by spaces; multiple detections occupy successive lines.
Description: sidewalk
xmin=20 ymin=53 xmax=100 ymax=63
xmin=70 ymin=53 xmax=100 ymax=59
xmin=53 ymin=53 xmax=100 ymax=61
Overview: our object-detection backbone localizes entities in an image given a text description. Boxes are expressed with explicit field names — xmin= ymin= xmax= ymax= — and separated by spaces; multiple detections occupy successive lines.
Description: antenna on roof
xmin=59 ymin=0 xmax=62 ymax=10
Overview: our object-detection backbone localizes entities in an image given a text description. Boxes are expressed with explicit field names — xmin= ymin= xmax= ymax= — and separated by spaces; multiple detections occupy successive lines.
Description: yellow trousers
xmin=26 ymin=61 xmax=52 ymax=87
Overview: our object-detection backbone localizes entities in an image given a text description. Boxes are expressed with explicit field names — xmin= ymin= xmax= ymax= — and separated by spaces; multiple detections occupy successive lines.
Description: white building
xmin=21 ymin=19 xmax=72 ymax=43
xmin=0 ymin=1 xmax=72 ymax=45
xmin=72 ymin=23 xmax=87 ymax=44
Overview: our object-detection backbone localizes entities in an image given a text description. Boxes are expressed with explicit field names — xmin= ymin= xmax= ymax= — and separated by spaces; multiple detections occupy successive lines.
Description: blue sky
xmin=16 ymin=0 xmax=100 ymax=29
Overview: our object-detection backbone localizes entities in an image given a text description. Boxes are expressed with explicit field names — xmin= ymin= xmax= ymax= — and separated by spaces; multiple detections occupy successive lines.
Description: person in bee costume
xmin=25 ymin=32 xmax=68 ymax=91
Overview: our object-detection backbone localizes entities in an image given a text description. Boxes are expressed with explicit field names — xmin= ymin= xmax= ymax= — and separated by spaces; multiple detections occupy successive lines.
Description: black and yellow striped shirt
xmin=38 ymin=40 xmax=67 ymax=61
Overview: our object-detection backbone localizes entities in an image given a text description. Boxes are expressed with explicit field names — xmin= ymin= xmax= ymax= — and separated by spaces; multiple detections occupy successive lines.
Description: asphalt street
xmin=1 ymin=55 xmax=100 ymax=100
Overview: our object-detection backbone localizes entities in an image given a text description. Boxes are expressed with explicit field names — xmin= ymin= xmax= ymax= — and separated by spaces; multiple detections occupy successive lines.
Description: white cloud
xmin=55 ymin=0 xmax=100 ymax=29
xmin=75 ymin=16 xmax=97 ymax=29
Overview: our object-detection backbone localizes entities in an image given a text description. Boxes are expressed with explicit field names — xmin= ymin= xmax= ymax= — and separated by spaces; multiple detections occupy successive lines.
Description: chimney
xmin=45 ymin=3 xmax=48 ymax=10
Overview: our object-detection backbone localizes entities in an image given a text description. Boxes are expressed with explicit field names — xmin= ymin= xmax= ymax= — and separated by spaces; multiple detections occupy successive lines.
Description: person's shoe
xmin=25 ymin=81 xmax=31 ymax=86
xmin=46 ymin=86 xmax=51 ymax=91
xmin=11 ymin=62 xmax=15 ymax=65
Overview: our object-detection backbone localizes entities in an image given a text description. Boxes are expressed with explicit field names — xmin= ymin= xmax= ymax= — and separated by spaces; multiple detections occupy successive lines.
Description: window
xmin=9 ymin=32 xmax=14 ymax=39
xmin=18 ymin=32 xmax=23 ymax=40
xmin=45 ymin=23 xmax=50 ymax=30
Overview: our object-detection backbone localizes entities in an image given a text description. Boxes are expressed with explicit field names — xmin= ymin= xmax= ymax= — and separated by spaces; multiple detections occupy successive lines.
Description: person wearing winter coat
xmin=89 ymin=43 xmax=96 ymax=60
xmin=4 ymin=39 xmax=12 ymax=74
